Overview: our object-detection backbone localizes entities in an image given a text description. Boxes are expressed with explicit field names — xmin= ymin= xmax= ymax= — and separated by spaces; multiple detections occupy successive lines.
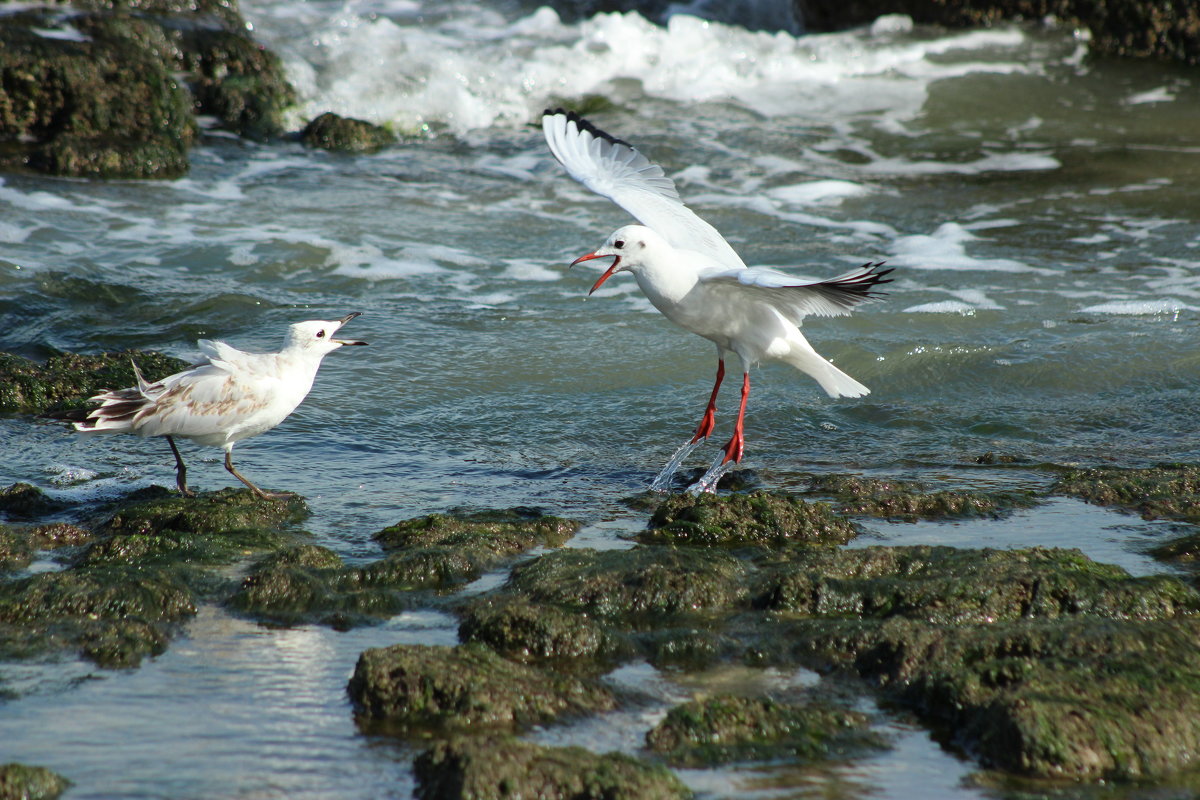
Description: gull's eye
xmin=614 ymin=239 xmax=625 ymax=249
xmin=316 ymin=329 xmax=326 ymax=338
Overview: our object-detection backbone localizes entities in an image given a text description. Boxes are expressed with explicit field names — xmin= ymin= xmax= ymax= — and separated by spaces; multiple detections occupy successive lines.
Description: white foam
xmin=1126 ymin=86 xmax=1174 ymax=105
xmin=240 ymin=0 xmax=1046 ymax=135
xmin=765 ymin=180 xmax=869 ymax=206
xmin=902 ymin=300 xmax=979 ymax=314
xmin=1080 ymin=298 xmax=1196 ymax=315
xmin=889 ymin=222 xmax=1046 ymax=273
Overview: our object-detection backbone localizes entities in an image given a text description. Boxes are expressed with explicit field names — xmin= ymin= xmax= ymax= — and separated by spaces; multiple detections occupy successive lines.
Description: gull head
xmin=285 ymin=312 xmax=368 ymax=356
xmin=570 ymin=224 xmax=665 ymax=295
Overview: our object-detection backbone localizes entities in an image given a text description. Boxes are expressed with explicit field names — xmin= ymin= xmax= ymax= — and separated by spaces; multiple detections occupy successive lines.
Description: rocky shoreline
xmin=5 ymin=349 xmax=1200 ymax=798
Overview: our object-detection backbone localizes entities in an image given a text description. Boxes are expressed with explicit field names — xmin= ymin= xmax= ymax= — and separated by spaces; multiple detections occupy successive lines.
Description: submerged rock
xmin=0 ymin=763 xmax=70 ymax=800
xmin=301 ymin=112 xmax=394 ymax=152
xmin=413 ymin=736 xmax=689 ymax=800
xmin=646 ymin=694 xmax=885 ymax=767
xmin=803 ymin=473 xmax=1037 ymax=521
xmin=643 ymin=491 xmax=856 ymax=546
xmin=1053 ymin=464 xmax=1200 ymax=522
xmin=347 ymin=643 xmax=615 ymax=732
xmin=230 ymin=508 xmax=578 ymax=627
xmin=753 ymin=545 xmax=1198 ymax=623
xmin=0 ymin=483 xmax=66 ymax=519
xmin=0 ymin=349 xmax=189 ymax=415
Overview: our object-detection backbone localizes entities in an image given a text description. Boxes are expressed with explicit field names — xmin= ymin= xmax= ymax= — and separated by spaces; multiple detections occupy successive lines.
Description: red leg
xmin=720 ymin=372 xmax=750 ymax=464
xmin=691 ymin=359 xmax=725 ymax=443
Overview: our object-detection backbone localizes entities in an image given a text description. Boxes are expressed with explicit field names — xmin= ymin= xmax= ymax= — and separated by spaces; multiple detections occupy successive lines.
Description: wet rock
xmin=458 ymin=594 xmax=615 ymax=663
xmin=413 ymin=736 xmax=689 ymax=800
xmin=860 ymin=617 xmax=1200 ymax=780
xmin=753 ymin=545 xmax=1198 ymax=623
xmin=506 ymin=547 xmax=749 ymax=620
xmin=0 ymin=483 xmax=65 ymax=519
xmin=793 ymin=0 xmax=1200 ymax=66
xmin=645 ymin=694 xmax=885 ymax=767
xmin=637 ymin=626 xmax=737 ymax=671
xmin=373 ymin=506 xmax=579 ymax=552
xmin=0 ymin=0 xmax=295 ymax=178
xmin=228 ymin=545 xmax=410 ymax=627
xmin=80 ymin=487 xmax=306 ymax=566
xmin=0 ymin=349 xmax=189 ymax=415
xmin=803 ymin=473 xmax=1037 ymax=521
xmin=0 ymin=762 xmax=70 ymax=800
xmin=29 ymin=522 xmax=94 ymax=549
xmin=301 ymin=112 xmax=394 ymax=153
xmin=1149 ymin=532 xmax=1200 ymax=563
xmin=642 ymin=491 xmax=856 ymax=546
xmin=0 ymin=564 xmax=196 ymax=667
xmin=347 ymin=643 xmax=616 ymax=731
xmin=1053 ymin=464 xmax=1200 ymax=522
xmin=0 ymin=528 xmax=33 ymax=572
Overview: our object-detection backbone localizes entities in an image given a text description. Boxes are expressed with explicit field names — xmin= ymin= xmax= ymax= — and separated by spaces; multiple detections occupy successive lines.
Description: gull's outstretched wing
xmin=702 ymin=262 xmax=894 ymax=320
xmin=542 ymin=109 xmax=746 ymax=269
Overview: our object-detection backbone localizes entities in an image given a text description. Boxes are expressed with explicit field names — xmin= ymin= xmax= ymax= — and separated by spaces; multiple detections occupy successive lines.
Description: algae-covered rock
xmin=80 ymin=487 xmax=306 ymax=566
xmin=0 ymin=529 xmax=32 ymax=572
xmin=804 ymin=474 xmax=1037 ymax=521
xmin=506 ymin=547 xmax=749 ymax=620
xmin=458 ymin=594 xmax=614 ymax=662
xmin=861 ymin=617 xmax=1200 ymax=780
xmin=30 ymin=522 xmax=93 ymax=549
xmin=347 ymin=643 xmax=615 ymax=731
xmin=414 ymin=736 xmax=690 ymax=800
xmin=228 ymin=545 xmax=413 ymax=627
xmin=0 ymin=565 xmax=196 ymax=666
xmin=643 ymin=491 xmax=856 ymax=546
xmin=1053 ymin=464 xmax=1200 ymax=522
xmin=0 ymin=483 xmax=65 ymax=519
xmin=753 ymin=545 xmax=1200 ymax=624
xmin=0 ymin=350 xmax=189 ymax=415
xmin=374 ymin=506 xmax=579 ymax=552
xmin=646 ymin=694 xmax=885 ymax=767
xmin=301 ymin=112 xmax=394 ymax=152
xmin=0 ymin=762 xmax=70 ymax=800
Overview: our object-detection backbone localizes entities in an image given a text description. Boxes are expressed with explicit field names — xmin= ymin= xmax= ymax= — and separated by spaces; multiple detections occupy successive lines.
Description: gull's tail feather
xmin=784 ymin=340 xmax=870 ymax=398
xmin=70 ymin=358 xmax=158 ymax=433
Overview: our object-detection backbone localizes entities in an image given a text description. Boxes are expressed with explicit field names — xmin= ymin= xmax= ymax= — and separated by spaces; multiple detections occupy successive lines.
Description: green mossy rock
xmin=643 ymin=491 xmax=856 ymax=546
xmin=753 ymin=545 xmax=1200 ymax=623
xmin=0 ymin=350 xmax=189 ymax=415
xmin=458 ymin=594 xmax=613 ymax=662
xmin=348 ymin=643 xmax=616 ymax=731
xmin=0 ymin=762 xmax=70 ymax=800
xmin=414 ymin=736 xmax=690 ymax=800
xmin=301 ymin=112 xmax=394 ymax=152
xmin=1054 ymin=464 xmax=1200 ymax=522
xmin=804 ymin=473 xmax=1037 ymax=521
xmin=646 ymin=694 xmax=885 ymax=767
xmin=374 ymin=507 xmax=579 ymax=552
xmin=0 ymin=564 xmax=196 ymax=667
xmin=0 ymin=483 xmax=65 ymax=519
xmin=863 ymin=617 xmax=1200 ymax=780
xmin=0 ymin=528 xmax=33 ymax=571
xmin=505 ymin=547 xmax=749 ymax=621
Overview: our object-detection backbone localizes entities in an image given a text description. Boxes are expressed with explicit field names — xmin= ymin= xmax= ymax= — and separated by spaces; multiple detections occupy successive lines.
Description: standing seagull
xmin=542 ymin=109 xmax=892 ymax=493
xmin=65 ymin=313 xmax=367 ymax=499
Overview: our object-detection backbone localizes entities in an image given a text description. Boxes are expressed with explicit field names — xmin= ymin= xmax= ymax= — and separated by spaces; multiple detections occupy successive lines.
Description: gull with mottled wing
xmin=543 ymin=109 xmax=892 ymax=493
xmin=62 ymin=313 xmax=367 ymax=499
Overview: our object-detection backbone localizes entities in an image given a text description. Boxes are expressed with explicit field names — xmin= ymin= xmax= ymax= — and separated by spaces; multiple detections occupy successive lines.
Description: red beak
xmin=570 ymin=252 xmax=622 ymax=296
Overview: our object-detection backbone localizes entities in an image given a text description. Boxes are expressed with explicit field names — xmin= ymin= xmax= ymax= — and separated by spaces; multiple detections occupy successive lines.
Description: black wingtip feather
xmin=810 ymin=262 xmax=894 ymax=309
xmin=543 ymin=108 xmax=636 ymax=150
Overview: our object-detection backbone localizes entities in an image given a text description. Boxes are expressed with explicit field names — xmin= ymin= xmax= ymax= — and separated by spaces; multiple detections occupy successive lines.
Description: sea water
xmin=1 ymin=1 xmax=1199 ymax=796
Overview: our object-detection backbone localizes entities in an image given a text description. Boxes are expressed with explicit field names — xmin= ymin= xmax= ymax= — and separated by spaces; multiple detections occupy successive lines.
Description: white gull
xmin=67 ymin=313 xmax=367 ymax=499
xmin=542 ymin=109 xmax=892 ymax=493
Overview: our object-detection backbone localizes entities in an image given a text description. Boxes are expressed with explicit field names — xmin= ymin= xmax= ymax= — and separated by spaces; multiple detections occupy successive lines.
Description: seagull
xmin=64 ymin=313 xmax=367 ymax=499
xmin=542 ymin=109 xmax=892 ymax=493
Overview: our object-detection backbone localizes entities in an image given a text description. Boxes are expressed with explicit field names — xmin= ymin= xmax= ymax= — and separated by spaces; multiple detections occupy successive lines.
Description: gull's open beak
xmin=570 ymin=252 xmax=622 ymax=296
xmin=333 ymin=312 xmax=368 ymax=346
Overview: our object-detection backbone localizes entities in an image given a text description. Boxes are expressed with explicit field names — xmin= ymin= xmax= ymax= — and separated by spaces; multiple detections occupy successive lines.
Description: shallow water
xmin=2 ymin=1 xmax=1200 ymax=797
